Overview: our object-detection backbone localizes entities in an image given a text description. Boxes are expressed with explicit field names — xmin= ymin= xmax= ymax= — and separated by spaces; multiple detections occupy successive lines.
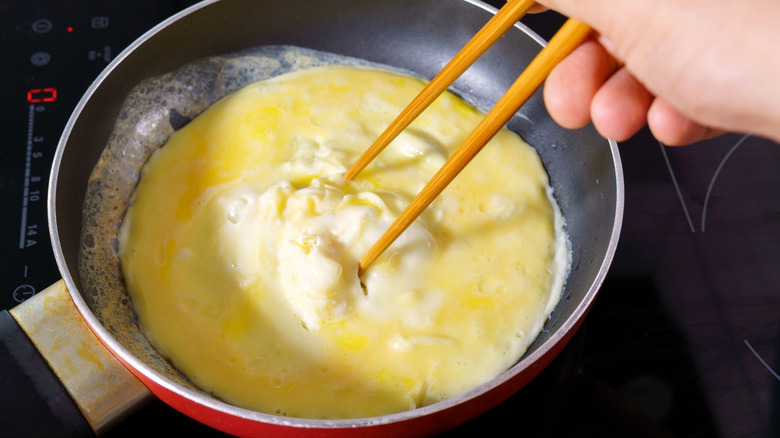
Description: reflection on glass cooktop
xmin=611 ymin=130 xmax=780 ymax=438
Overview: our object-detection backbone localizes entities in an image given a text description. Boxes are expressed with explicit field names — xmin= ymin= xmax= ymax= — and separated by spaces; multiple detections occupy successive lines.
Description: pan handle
xmin=0 ymin=309 xmax=93 ymax=437
xmin=1 ymin=280 xmax=153 ymax=436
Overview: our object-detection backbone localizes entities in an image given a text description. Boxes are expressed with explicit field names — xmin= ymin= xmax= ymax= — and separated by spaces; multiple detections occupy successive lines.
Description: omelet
xmin=118 ymin=65 xmax=569 ymax=419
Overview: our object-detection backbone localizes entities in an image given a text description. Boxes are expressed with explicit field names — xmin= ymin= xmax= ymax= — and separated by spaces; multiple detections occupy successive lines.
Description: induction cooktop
xmin=1 ymin=1 xmax=777 ymax=437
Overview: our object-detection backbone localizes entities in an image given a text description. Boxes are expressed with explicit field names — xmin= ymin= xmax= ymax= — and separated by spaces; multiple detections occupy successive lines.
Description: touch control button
xmin=30 ymin=51 xmax=51 ymax=67
xmin=31 ymin=19 xmax=52 ymax=34
xmin=91 ymin=16 xmax=109 ymax=29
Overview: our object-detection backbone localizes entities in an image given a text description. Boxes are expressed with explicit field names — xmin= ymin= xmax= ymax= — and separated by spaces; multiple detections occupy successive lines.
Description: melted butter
xmin=118 ymin=65 xmax=569 ymax=419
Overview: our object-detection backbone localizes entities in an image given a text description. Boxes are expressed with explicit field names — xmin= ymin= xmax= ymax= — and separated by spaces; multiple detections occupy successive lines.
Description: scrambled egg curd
xmin=118 ymin=65 xmax=569 ymax=419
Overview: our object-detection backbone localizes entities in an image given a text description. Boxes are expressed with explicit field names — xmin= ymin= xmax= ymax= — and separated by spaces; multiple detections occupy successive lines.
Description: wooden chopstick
xmin=357 ymin=18 xmax=592 ymax=275
xmin=343 ymin=0 xmax=536 ymax=182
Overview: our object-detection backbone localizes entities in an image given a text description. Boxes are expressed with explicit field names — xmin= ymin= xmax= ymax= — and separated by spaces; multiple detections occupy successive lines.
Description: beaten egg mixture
xmin=118 ymin=65 xmax=569 ymax=419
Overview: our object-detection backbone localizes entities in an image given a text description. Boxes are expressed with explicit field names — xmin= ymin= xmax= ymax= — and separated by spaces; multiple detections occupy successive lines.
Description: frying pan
xmin=9 ymin=0 xmax=622 ymax=436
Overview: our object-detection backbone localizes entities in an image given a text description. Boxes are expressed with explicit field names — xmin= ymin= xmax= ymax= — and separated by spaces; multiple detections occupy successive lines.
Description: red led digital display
xmin=27 ymin=87 xmax=57 ymax=103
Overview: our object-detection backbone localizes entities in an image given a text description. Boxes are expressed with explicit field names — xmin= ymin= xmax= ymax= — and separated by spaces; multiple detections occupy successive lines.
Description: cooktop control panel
xmin=0 ymin=0 xmax=199 ymax=311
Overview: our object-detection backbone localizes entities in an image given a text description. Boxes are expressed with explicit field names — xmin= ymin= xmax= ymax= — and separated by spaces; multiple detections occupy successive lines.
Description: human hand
xmin=533 ymin=0 xmax=780 ymax=145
